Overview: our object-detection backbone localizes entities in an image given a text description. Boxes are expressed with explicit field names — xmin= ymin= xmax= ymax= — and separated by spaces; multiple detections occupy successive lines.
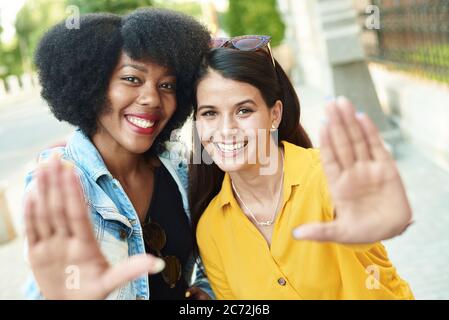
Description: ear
xmin=271 ymin=100 xmax=283 ymax=128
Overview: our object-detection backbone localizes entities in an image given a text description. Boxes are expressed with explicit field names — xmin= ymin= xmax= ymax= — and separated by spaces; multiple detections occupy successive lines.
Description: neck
xmin=229 ymin=145 xmax=284 ymax=205
xmin=91 ymin=132 xmax=152 ymax=184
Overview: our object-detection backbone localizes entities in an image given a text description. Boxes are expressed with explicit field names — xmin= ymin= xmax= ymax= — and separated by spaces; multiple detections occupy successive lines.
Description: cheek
xmin=239 ymin=116 xmax=270 ymax=140
xmin=246 ymin=114 xmax=270 ymax=129
xmin=97 ymin=110 xmax=114 ymax=129
xmin=162 ymin=95 xmax=177 ymax=118
xmin=195 ymin=120 xmax=212 ymax=141
xmin=108 ymin=86 xmax=136 ymax=108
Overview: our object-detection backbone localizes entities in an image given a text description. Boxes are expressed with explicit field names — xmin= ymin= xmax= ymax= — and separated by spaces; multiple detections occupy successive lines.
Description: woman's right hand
xmin=24 ymin=154 xmax=165 ymax=299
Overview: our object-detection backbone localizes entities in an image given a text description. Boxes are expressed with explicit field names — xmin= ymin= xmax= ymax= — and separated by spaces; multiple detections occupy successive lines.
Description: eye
xmin=160 ymin=82 xmax=177 ymax=92
xmin=200 ymin=110 xmax=217 ymax=117
xmin=237 ymin=108 xmax=253 ymax=115
xmin=121 ymin=76 xmax=141 ymax=84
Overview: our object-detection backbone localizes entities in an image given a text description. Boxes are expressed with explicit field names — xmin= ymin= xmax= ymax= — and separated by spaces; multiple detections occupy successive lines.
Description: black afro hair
xmin=34 ymin=8 xmax=211 ymax=154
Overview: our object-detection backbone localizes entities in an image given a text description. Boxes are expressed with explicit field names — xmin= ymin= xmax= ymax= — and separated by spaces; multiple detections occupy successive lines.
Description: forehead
xmin=115 ymin=52 xmax=173 ymax=75
xmin=197 ymin=71 xmax=263 ymax=106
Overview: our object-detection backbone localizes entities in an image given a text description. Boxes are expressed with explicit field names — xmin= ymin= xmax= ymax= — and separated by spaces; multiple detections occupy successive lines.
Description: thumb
xmin=100 ymin=254 xmax=165 ymax=296
xmin=292 ymin=221 xmax=342 ymax=242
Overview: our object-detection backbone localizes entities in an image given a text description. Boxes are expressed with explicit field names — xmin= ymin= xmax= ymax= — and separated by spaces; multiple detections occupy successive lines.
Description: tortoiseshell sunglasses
xmin=211 ymin=35 xmax=276 ymax=67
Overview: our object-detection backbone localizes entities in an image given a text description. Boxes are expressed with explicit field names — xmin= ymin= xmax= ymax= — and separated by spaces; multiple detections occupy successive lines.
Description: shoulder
xmin=306 ymin=148 xmax=327 ymax=181
xmin=282 ymin=142 xmax=333 ymax=216
xmin=196 ymin=194 xmax=223 ymax=242
xmin=24 ymin=146 xmax=89 ymax=196
xmin=283 ymin=141 xmax=322 ymax=165
xmin=159 ymin=142 xmax=189 ymax=179
xmin=282 ymin=141 xmax=325 ymax=183
xmin=25 ymin=146 xmax=66 ymax=187
xmin=159 ymin=141 xmax=189 ymax=162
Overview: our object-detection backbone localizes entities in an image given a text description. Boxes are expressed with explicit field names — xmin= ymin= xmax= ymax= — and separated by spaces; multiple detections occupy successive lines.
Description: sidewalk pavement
xmin=0 ymin=89 xmax=41 ymax=111
xmin=0 ymin=84 xmax=448 ymax=299
xmin=0 ymin=163 xmax=32 ymax=299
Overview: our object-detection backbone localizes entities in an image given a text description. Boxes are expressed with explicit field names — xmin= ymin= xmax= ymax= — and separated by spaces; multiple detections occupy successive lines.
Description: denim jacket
xmin=23 ymin=129 xmax=213 ymax=300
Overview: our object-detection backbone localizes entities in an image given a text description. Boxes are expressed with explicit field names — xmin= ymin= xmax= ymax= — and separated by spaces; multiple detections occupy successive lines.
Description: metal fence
xmin=359 ymin=0 xmax=449 ymax=83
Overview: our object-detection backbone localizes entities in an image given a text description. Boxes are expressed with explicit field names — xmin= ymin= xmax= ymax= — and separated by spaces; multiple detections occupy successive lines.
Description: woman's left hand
xmin=293 ymin=96 xmax=413 ymax=244
xmin=185 ymin=286 xmax=212 ymax=300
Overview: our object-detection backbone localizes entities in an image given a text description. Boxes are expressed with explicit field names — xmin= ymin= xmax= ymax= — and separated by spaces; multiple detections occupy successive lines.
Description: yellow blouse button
xmin=278 ymin=277 xmax=287 ymax=286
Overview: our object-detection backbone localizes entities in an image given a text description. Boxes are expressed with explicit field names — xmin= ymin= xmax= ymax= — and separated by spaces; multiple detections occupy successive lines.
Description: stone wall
xmin=369 ymin=63 xmax=449 ymax=171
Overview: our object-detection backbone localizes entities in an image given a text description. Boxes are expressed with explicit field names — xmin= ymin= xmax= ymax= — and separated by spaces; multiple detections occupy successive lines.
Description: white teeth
xmin=126 ymin=116 xmax=155 ymax=129
xmin=216 ymin=142 xmax=246 ymax=152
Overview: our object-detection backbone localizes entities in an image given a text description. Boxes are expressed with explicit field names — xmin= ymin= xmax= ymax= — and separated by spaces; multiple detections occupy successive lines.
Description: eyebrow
xmin=197 ymin=99 xmax=256 ymax=113
xmin=120 ymin=64 xmax=148 ymax=73
xmin=119 ymin=64 xmax=177 ymax=78
xmin=235 ymin=99 xmax=256 ymax=107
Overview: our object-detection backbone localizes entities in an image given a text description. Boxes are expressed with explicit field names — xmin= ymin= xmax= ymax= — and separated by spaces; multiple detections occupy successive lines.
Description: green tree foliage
xmin=1 ymin=10 xmax=20 ymax=79
xmin=0 ymin=22 xmax=23 ymax=80
xmin=223 ymin=0 xmax=285 ymax=47
xmin=14 ymin=0 xmax=67 ymax=74
xmin=0 ymin=40 xmax=23 ymax=79
xmin=67 ymin=0 xmax=153 ymax=15
xmin=7 ymin=0 xmax=154 ymax=78
xmin=1 ymin=0 xmax=206 ymax=80
xmin=153 ymin=0 xmax=202 ymax=20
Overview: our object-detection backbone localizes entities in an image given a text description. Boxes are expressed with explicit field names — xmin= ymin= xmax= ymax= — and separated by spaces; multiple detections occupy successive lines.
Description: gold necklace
xmin=231 ymin=150 xmax=284 ymax=227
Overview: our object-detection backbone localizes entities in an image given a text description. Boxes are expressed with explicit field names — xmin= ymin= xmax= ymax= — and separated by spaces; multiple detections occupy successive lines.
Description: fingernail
xmin=50 ymin=151 xmax=62 ymax=160
xmin=325 ymin=95 xmax=335 ymax=102
xmin=336 ymin=96 xmax=349 ymax=104
xmin=292 ymin=228 xmax=301 ymax=239
xmin=38 ymin=161 xmax=49 ymax=169
xmin=406 ymin=219 xmax=415 ymax=227
xmin=356 ymin=111 xmax=365 ymax=119
xmin=62 ymin=160 xmax=74 ymax=170
xmin=153 ymin=258 xmax=165 ymax=273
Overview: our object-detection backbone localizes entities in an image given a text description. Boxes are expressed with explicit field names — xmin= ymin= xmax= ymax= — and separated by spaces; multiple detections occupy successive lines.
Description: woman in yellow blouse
xmin=189 ymin=36 xmax=414 ymax=299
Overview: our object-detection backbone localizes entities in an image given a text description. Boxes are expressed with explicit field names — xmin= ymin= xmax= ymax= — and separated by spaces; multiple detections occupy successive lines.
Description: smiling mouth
xmin=214 ymin=141 xmax=248 ymax=153
xmin=125 ymin=115 xmax=156 ymax=129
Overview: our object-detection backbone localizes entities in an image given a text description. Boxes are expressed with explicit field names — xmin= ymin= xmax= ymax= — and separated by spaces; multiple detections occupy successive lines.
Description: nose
xmin=219 ymin=114 xmax=239 ymax=138
xmin=135 ymin=82 xmax=160 ymax=108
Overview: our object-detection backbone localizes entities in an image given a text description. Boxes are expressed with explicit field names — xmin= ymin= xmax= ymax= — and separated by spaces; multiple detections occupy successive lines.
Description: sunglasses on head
xmin=142 ymin=221 xmax=181 ymax=289
xmin=210 ymin=35 xmax=276 ymax=67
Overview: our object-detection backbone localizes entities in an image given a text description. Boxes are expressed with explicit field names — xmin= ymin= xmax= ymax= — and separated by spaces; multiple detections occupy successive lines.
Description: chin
xmin=211 ymin=155 xmax=251 ymax=173
xmin=124 ymin=137 xmax=157 ymax=155
xmin=211 ymin=161 xmax=239 ymax=173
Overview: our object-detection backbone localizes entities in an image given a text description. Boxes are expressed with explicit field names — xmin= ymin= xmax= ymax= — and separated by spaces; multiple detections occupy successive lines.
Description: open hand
xmin=293 ymin=97 xmax=413 ymax=244
xmin=24 ymin=154 xmax=165 ymax=299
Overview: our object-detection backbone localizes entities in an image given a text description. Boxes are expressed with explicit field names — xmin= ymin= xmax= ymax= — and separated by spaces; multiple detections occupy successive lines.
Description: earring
xmin=271 ymin=124 xmax=277 ymax=131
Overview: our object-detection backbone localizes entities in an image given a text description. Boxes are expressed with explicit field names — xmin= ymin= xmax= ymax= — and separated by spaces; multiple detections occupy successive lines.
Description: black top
xmin=145 ymin=163 xmax=193 ymax=300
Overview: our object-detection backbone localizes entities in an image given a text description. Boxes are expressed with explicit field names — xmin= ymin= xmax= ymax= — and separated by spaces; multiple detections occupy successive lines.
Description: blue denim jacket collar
xmin=66 ymin=129 xmax=113 ymax=182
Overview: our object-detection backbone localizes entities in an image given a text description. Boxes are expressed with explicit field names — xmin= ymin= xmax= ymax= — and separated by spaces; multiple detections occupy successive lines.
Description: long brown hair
xmin=189 ymin=48 xmax=312 ymax=253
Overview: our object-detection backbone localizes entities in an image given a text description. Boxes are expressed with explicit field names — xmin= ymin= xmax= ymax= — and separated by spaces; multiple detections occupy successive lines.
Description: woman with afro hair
xmin=22 ymin=8 xmax=213 ymax=300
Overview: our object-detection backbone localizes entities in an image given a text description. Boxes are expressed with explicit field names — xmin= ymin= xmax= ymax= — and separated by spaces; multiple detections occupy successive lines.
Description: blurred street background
xmin=0 ymin=0 xmax=448 ymax=299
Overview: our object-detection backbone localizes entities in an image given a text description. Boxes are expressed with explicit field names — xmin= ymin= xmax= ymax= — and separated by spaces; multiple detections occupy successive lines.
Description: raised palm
xmin=294 ymin=97 xmax=412 ymax=243
xmin=24 ymin=155 xmax=164 ymax=299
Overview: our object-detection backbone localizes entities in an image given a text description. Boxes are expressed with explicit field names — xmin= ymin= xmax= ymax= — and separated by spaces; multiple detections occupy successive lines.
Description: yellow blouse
xmin=196 ymin=141 xmax=414 ymax=300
